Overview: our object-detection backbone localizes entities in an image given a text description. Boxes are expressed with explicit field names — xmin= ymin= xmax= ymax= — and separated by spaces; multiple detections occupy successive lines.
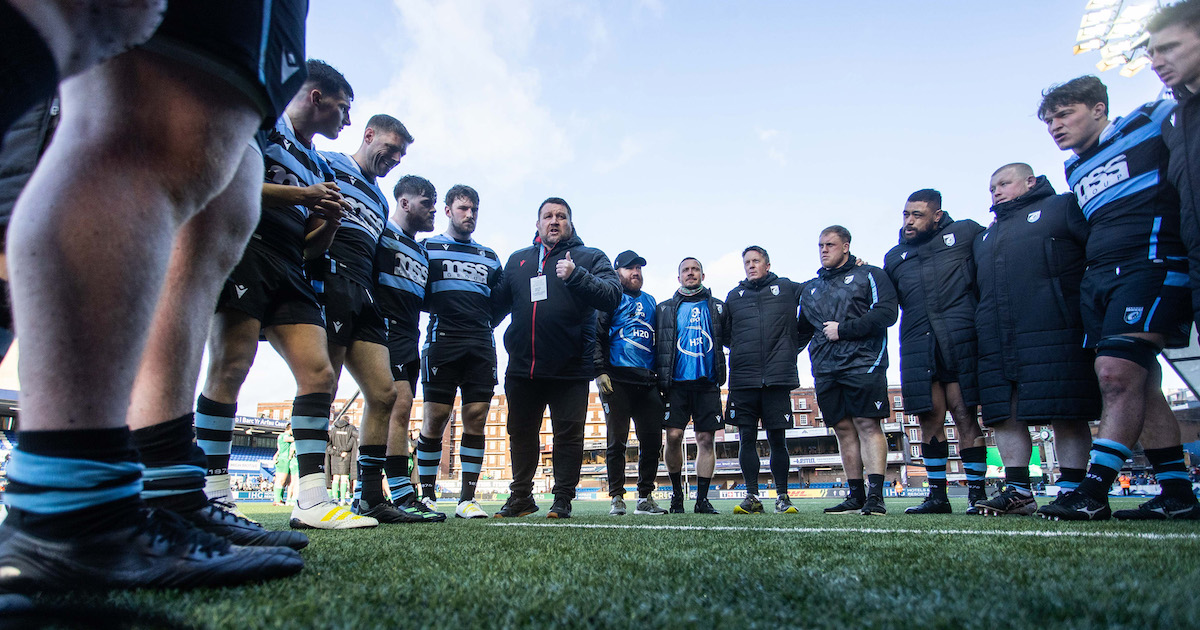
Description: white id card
xmin=530 ymin=275 xmax=548 ymax=302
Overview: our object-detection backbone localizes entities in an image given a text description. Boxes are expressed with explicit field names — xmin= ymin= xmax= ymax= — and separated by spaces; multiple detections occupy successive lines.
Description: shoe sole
xmin=775 ymin=508 xmax=799 ymax=514
xmin=289 ymin=517 xmax=378 ymax=530
xmin=633 ymin=510 xmax=667 ymax=515
xmin=977 ymin=506 xmax=1036 ymax=516
xmin=546 ymin=513 xmax=571 ymax=519
xmin=609 ymin=511 xmax=627 ymax=516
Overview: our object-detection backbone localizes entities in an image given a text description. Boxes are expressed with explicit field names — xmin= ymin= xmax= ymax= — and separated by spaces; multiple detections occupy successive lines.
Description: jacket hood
xmin=332 ymin=416 xmax=351 ymax=428
xmin=897 ymin=212 xmax=955 ymax=246
xmin=990 ymin=175 xmax=1055 ymax=218
xmin=737 ymin=271 xmax=779 ymax=290
xmin=531 ymin=231 xmax=584 ymax=251
xmin=817 ymin=254 xmax=857 ymax=279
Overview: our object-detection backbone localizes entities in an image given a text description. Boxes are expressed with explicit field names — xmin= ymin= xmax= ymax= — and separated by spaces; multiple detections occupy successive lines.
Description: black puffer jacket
xmin=493 ymin=232 xmax=621 ymax=380
xmin=973 ymin=176 xmax=1101 ymax=425
xmin=883 ymin=213 xmax=984 ymax=413
xmin=724 ymin=272 xmax=802 ymax=389
xmin=327 ymin=416 xmax=358 ymax=476
xmin=655 ymin=288 xmax=727 ymax=391
xmin=1164 ymin=88 xmax=1200 ymax=336
xmin=798 ymin=255 xmax=898 ymax=376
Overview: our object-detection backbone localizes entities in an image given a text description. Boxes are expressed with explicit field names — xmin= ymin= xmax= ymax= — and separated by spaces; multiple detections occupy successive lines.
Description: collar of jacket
xmin=896 ymin=212 xmax=955 ymax=246
xmin=531 ymin=231 xmax=584 ymax=252
xmin=990 ymin=175 xmax=1055 ymax=219
xmin=738 ymin=271 xmax=779 ymax=290
xmin=817 ymin=255 xmax=857 ymax=279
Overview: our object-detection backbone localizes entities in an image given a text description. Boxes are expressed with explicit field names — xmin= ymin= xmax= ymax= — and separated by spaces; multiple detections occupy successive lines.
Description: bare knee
xmin=853 ymin=417 xmax=882 ymax=435
xmin=1095 ymin=357 xmax=1145 ymax=398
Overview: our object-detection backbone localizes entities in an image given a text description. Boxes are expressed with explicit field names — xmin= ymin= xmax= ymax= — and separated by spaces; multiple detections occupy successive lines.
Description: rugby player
xmin=799 ymin=228 xmax=899 ymax=516
xmin=656 ymin=257 xmax=727 ymax=514
xmin=0 ymin=0 xmax=313 ymax=591
xmin=414 ymin=185 xmax=503 ymax=520
xmin=374 ymin=174 xmax=446 ymax=521
xmin=1036 ymin=76 xmax=1200 ymax=520
xmin=193 ymin=59 xmax=376 ymax=531
xmin=883 ymin=189 xmax=987 ymax=514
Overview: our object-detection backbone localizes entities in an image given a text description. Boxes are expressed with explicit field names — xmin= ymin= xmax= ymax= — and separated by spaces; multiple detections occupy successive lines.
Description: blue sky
xmin=224 ymin=0 xmax=1184 ymax=409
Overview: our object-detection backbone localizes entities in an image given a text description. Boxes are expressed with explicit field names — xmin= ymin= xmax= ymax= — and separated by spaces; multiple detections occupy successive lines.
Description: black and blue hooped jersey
xmin=375 ymin=221 xmax=428 ymax=358
xmin=674 ymin=300 xmax=716 ymax=382
xmin=421 ymin=233 xmax=502 ymax=342
xmin=253 ymin=114 xmax=334 ymax=266
xmin=1064 ymin=100 xmax=1185 ymax=268
xmin=606 ymin=292 xmax=656 ymax=371
xmin=317 ymin=152 xmax=388 ymax=287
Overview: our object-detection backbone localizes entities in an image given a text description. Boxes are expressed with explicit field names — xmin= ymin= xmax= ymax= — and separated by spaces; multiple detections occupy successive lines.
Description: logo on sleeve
xmin=1027 ymin=210 xmax=1041 ymax=223
xmin=943 ymin=234 xmax=956 ymax=247
xmin=1124 ymin=306 xmax=1144 ymax=324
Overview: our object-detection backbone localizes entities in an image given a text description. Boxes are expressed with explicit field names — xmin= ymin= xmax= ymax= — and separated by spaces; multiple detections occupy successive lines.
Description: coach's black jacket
xmin=724 ymin=272 xmax=802 ymax=390
xmin=1164 ymin=88 xmax=1200 ymax=336
xmin=655 ymin=288 xmax=727 ymax=392
xmin=973 ymin=176 xmax=1100 ymax=425
xmin=798 ymin=255 xmax=898 ymax=377
xmin=493 ymin=232 xmax=621 ymax=381
xmin=883 ymin=213 xmax=984 ymax=414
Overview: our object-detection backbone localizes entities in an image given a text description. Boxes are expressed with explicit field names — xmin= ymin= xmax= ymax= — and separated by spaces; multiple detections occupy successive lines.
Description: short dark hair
xmin=538 ymin=197 xmax=572 ymax=219
xmin=742 ymin=246 xmax=769 ymax=264
xmin=678 ymin=257 xmax=704 ymax=273
xmin=1149 ymin=0 xmax=1200 ymax=35
xmin=992 ymin=162 xmax=1034 ymax=179
xmin=820 ymin=225 xmax=852 ymax=243
xmin=1038 ymin=75 xmax=1107 ymax=122
xmin=304 ymin=59 xmax=354 ymax=100
xmin=906 ymin=188 xmax=942 ymax=211
xmin=393 ymin=175 xmax=436 ymax=201
xmin=444 ymin=184 xmax=479 ymax=208
xmin=366 ymin=114 xmax=413 ymax=144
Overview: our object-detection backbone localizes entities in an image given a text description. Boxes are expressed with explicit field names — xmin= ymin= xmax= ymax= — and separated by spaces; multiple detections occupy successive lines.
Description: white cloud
xmin=336 ymin=0 xmax=572 ymax=192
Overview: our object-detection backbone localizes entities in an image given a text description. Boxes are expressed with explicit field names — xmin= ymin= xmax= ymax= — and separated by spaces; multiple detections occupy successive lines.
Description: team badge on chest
xmin=943 ymin=234 xmax=955 ymax=247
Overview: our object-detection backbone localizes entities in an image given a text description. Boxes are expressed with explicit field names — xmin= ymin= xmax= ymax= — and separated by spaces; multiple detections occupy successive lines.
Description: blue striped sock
xmin=1078 ymin=439 xmax=1130 ymax=500
xmin=195 ymin=395 xmax=235 ymax=485
xmin=459 ymin=433 xmax=485 ymax=502
xmin=416 ymin=435 xmax=443 ymax=499
xmin=386 ymin=455 xmax=415 ymax=502
xmin=356 ymin=445 xmax=386 ymax=504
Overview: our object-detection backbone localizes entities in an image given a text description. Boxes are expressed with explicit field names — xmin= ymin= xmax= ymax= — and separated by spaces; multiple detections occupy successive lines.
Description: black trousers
xmin=601 ymin=381 xmax=663 ymax=498
xmin=504 ymin=376 xmax=588 ymax=499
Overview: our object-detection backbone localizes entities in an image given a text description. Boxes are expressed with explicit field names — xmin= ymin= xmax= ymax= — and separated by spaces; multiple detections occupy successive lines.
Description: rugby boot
xmin=824 ymin=496 xmax=865 ymax=514
xmin=547 ymin=497 xmax=572 ymax=519
xmin=694 ymin=498 xmax=721 ymax=514
xmin=669 ymin=493 xmax=685 ymax=514
xmin=860 ymin=495 xmax=887 ymax=515
xmin=0 ymin=508 xmax=302 ymax=592
xmin=181 ymin=498 xmax=309 ymax=549
xmin=904 ymin=495 xmax=952 ymax=515
xmin=1036 ymin=490 xmax=1111 ymax=521
xmin=775 ymin=495 xmax=799 ymax=514
xmin=494 ymin=495 xmax=539 ymax=518
xmin=1113 ymin=493 xmax=1200 ymax=520
xmin=975 ymin=489 xmax=1037 ymax=516
xmin=734 ymin=495 xmax=764 ymax=514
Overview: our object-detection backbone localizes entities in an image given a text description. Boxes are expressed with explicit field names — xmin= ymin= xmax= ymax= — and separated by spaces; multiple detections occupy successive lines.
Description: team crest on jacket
xmin=943 ymin=234 xmax=955 ymax=247
xmin=770 ymin=285 xmax=779 ymax=295
xmin=844 ymin=275 xmax=854 ymax=284
xmin=1124 ymin=306 xmax=1144 ymax=324
xmin=901 ymin=251 xmax=908 ymax=259
xmin=1027 ymin=210 xmax=1041 ymax=223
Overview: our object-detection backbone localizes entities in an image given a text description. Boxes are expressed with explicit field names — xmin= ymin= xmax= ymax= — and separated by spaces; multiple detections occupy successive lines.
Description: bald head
xmin=989 ymin=163 xmax=1037 ymax=205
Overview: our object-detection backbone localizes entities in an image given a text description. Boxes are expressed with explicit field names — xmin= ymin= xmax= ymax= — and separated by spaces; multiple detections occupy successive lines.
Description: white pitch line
xmin=490 ymin=521 xmax=1200 ymax=541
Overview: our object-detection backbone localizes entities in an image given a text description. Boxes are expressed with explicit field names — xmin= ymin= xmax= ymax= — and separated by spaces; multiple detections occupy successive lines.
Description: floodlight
xmin=1073 ymin=0 xmax=1162 ymax=78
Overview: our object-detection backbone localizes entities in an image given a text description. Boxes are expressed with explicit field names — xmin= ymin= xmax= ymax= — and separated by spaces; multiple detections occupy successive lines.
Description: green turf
xmin=19 ymin=497 xmax=1200 ymax=629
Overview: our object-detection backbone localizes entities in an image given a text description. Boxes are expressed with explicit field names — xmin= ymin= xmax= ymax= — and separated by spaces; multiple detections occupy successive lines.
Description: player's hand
xmin=312 ymin=197 xmax=345 ymax=224
xmin=596 ymin=373 xmax=613 ymax=396
xmin=823 ymin=321 xmax=840 ymax=341
xmin=298 ymin=182 xmax=341 ymax=208
xmin=855 ymin=258 xmax=867 ymax=266
xmin=557 ymin=251 xmax=576 ymax=279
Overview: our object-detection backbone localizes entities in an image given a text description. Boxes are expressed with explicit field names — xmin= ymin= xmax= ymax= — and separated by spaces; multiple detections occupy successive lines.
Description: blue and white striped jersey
xmin=1064 ymin=100 xmax=1185 ymax=267
xmin=421 ymin=233 xmax=502 ymax=343
xmin=316 ymin=152 xmax=388 ymax=287
xmin=253 ymin=113 xmax=334 ymax=266
xmin=375 ymin=221 xmax=428 ymax=362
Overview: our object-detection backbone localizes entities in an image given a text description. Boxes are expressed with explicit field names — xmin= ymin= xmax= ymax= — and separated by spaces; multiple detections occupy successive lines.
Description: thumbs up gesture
xmin=556 ymin=251 xmax=576 ymax=279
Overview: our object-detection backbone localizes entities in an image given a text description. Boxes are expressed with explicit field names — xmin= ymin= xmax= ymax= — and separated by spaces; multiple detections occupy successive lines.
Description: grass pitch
xmin=14 ymin=497 xmax=1200 ymax=629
